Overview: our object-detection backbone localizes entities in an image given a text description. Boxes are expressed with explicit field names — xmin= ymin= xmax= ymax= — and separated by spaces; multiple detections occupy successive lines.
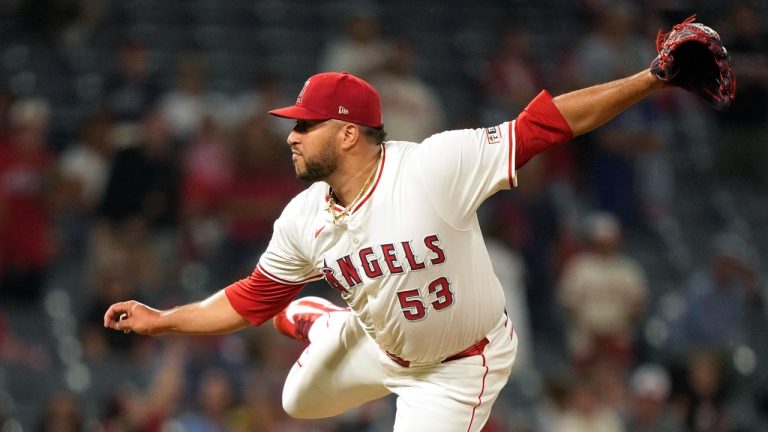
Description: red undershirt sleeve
xmin=224 ymin=266 xmax=305 ymax=326
xmin=514 ymin=90 xmax=574 ymax=169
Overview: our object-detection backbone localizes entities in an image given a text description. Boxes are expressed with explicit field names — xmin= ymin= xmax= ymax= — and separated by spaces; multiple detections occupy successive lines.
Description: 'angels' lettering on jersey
xmin=321 ymin=234 xmax=447 ymax=294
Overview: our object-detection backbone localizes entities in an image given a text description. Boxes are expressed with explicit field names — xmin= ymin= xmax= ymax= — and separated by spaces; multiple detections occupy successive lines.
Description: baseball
xmin=118 ymin=313 xmax=130 ymax=333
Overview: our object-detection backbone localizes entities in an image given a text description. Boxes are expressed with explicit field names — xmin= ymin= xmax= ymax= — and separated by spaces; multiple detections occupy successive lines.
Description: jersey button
xmin=352 ymin=238 xmax=360 ymax=245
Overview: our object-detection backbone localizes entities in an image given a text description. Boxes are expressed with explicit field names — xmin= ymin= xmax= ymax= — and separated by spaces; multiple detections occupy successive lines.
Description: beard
xmin=296 ymin=139 xmax=338 ymax=182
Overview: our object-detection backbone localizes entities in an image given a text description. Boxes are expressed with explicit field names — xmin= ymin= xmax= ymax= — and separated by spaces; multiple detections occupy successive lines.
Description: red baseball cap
xmin=268 ymin=72 xmax=383 ymax=128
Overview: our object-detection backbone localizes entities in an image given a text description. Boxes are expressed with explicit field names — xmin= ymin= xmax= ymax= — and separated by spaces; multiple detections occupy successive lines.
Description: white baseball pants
xmin=281 ymin=311 xmax=517 ymax=432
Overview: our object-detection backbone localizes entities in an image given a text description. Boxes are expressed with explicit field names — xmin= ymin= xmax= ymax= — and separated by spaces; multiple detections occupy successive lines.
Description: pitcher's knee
xmin=283 ymin=389 xmax=349 ymax=419
xmin=282 ymin=392 xmax=322 ymax=419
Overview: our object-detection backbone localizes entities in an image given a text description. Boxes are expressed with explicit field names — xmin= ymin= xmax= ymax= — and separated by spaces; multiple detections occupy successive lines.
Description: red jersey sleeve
xmin=224 ymin=265 xmax=305 ymax=326
xmin=515 ymin=90 xmax=574 ymax=168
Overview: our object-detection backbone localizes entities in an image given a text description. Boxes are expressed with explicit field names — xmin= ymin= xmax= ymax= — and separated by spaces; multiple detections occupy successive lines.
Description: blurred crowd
xmin=0 ymin=0 xmax=767 ymax=431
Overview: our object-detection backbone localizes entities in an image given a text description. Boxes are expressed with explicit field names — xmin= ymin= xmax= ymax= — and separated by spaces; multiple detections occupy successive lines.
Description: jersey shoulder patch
xmin=485 ymin=126 xmax=502 ymax=144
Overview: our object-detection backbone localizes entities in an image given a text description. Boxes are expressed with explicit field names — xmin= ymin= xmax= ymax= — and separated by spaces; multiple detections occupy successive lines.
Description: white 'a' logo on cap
xmin=297 ymin=79 xmax=310 ymax=103
xmin=338 ymin=106 xmax=349 ymax=114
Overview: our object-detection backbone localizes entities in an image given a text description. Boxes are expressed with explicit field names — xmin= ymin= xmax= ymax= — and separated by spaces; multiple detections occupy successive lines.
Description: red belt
xmin=386 ymin=337 xmax=490 ymax=368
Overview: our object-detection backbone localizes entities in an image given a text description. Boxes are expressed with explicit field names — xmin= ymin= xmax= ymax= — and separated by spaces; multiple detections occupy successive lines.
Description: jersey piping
xmin=507 ymin=121 xmax=518 ymax=188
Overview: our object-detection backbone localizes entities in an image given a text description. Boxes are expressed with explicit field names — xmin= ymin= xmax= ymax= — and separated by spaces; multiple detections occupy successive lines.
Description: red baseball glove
xmin=651 ymin=15 xmax=736 ymax=111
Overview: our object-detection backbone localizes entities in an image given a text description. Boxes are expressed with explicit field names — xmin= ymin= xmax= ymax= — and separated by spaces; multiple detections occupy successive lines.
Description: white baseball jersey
xmin=258 ymin=122 xmax=518 ymax=365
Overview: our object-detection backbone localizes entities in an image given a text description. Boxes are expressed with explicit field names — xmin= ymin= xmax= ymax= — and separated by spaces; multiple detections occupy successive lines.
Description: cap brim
xmin=268 ymin=104 xmax=329 ymax=121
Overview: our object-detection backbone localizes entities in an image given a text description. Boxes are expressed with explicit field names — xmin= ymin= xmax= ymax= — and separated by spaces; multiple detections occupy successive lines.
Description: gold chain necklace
xmin=326 ymin=152 xmax=381 ymax=225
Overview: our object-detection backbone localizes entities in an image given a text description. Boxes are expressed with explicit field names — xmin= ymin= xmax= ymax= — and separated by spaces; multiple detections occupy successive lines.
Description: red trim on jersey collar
xmin=326 ymin=143 xmax=386 ymax=215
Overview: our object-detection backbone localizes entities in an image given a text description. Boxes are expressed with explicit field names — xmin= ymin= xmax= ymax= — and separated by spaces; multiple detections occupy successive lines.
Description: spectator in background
xmin=58 ymin=111 xmax=115 ymax=215
xmin=97 ymin=340 xmax=186 ymax=432
xmin=552 ymin=374 xmax=626 ymax=432
xmin=562 ymin=2 xmax=671 ymax=227
xmin=327 ymin=399 xmax=396 ymax=432
xmin=564 ymin=1 xmax=653 ymax=87
xmin=319 ymin=6 xmax=392 ymax=78
xmin=482 ymin=153 xmax=575 ymax=374
xmin=55 ymin=111 xmax=115 ymax=258
xmin=670 ymin=232 xmax=762 ymax=357
xmin=37 ymin=391 xmax=84 ymax=432
xmin=0 ymin=307 xmax=49 ymax=369
xmin=483 ymin=201 xmax=533 ymax=373
xmin=213 ymin=115 xmax=299 ymax=284
xmin=590 ymin=360 xmax=630 ymax=414
xmin=714 ymin=0 xmax=768 ymax=186
xmin=481 ymin=27 xmax=546 ymax=123
xmin=673 ymin=350 xmax=733 ymax=432
xmin=490 ymin=155 xmax=568 ymax=361
xmin=59 ymin=0 xmax=112 ymax=52
xmin=558 ymin=211 xmax=648 ymax=370
xmin=99 ymin=109 xmax=180 ymax=230
xmin=160 ymin=53 xmax=230 ymax=142
xmin=482 ymin=26 xmax=582 ymax=196
xmin=104 ymin=39 xmax=161 ymax=127
xmin=369 ymin=39 xmax=445 ymax=142
xmin=232 ymin=329 xmax=311 ymax=431
xmin=180 ymin=115 xmax=232 ymax=264
xmin=227 ymin=371 xmax=282 ymax=432
xmin=229 ymin=73 xmax=293 ymax=137
xmin=97 ymin=109 xmax=181 ymax=294
xmin=0 ymin=98 xmax=56 ymax=302
xmin=534 ymin=374 xmax=572 ymax=432
xmin=81 ymin=247 xmax=141 ymax=356
xmin=174 ymin=368 xmax=236 ymax=432
xmin=623 ymin=363 xmax=684 ymax=432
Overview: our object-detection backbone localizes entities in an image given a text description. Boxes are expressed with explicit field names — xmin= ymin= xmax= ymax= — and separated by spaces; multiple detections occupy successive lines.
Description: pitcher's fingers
xmin=103 ymin=303 xmax=120 ymax=327
xmin=113 ymin=315 xmax=132 ymax=332
xmin=104 ymin=302 xmax=129 ymax=328
xmin=116 ymin=314 xmax=132 ymax=332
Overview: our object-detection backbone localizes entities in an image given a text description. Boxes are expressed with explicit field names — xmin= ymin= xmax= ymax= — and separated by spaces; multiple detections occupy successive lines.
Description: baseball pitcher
xmin=105 ymin=16 xmax=734 ymax=431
